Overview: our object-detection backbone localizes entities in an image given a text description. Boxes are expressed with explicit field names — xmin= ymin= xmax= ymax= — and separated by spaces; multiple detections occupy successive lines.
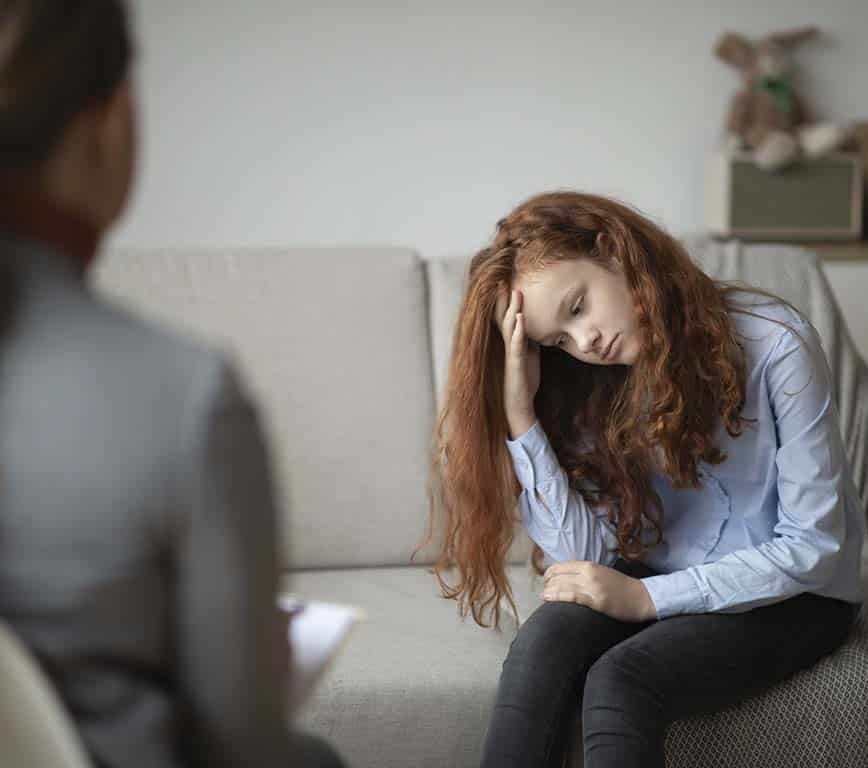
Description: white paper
xmin=278 ymin=595 xmax=366 ymax=716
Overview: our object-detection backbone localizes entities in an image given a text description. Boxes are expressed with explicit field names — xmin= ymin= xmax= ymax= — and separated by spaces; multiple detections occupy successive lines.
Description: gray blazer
xmin=0 ymin=235 xmax=291 ymax=768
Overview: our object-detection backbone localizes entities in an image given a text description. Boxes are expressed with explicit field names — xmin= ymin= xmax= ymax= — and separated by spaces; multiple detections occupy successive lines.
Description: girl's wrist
xmin=508 ymin=410 xmax=537 ymax=440
xmin=633 ymin=579 xmax=658 ymax=622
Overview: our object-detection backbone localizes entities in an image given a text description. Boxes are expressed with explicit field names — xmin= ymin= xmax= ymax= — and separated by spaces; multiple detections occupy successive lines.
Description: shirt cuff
xmin=505 ymin=420 xmax=561 ymax=490
xmin=641 ymin=569 xmax=707 ymax=620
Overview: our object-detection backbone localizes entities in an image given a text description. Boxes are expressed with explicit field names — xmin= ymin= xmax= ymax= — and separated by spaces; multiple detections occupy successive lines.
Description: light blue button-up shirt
xmin=506 ymin=295 xmax=865 ymax=619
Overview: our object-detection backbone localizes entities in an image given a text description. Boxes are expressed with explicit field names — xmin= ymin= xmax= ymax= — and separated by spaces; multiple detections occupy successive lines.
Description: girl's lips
xmin=603 ymin=333 xmax=620 ymax=361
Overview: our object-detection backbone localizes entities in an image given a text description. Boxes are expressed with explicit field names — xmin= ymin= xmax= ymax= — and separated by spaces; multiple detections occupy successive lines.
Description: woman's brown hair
xmin=414 ymin=190 xmax=811 ymax=630
xmin=0 ymin=0 xmax=131 ymax=325
xmin=0 ymin=0 xmax=132 ymax=170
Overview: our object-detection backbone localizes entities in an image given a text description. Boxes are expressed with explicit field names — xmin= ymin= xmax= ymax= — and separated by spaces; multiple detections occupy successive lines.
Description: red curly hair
xmin=413 ymin=190 xmax=809 ymax=630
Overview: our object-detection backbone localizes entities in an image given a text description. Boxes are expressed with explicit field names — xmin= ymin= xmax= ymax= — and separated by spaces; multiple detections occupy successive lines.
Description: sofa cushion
xmin=424 ymin=254 xmax=469 ymax=411
xmin=286 ymin=564 xmax=868 ymax=768
xmin=284 ymin=565 xmax=544 ymax=768
xmin=93 ymin=248 xmax=440 ymax=569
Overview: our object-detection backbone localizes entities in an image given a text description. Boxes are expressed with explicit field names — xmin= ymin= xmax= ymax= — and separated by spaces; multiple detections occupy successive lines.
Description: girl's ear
xmin=595 ymin=231 xmax=621 ymax=270
xmin=593 ymin=231 xmax=609 ymax=263
xmin=714 ymin=32 xmax=754 ymax=70
xmin=767 ymin=26 xmax=819 ymax=49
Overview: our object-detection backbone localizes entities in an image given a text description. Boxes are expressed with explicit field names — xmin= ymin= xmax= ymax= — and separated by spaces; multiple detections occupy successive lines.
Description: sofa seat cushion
xmin=283 ymin=564 xmax=544 ymax=768
xmin=286 ymin=564 xmax=868 ymax=768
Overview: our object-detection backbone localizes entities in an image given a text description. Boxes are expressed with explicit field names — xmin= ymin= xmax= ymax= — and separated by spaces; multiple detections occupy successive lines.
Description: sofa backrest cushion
xmin=94 ymin=248 xmax=443 ymax=569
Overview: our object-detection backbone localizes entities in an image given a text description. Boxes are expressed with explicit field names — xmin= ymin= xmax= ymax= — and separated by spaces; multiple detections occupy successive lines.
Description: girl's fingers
xmin=502 ymin=290 xmax=518 ymax=338
xmin=544 ymin=565 xmax=588 ymax=584
xmin=511 ymin=312 xmax=526 ymax=358
xmin=500 ymin=289 xmax=527 ymax=352
xmin=495 ymin=289 xmax=509 ymax=328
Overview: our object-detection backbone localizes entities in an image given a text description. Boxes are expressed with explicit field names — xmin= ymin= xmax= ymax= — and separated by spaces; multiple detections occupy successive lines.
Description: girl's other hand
xmin=542 ymin=561 xmax=658 ymax=623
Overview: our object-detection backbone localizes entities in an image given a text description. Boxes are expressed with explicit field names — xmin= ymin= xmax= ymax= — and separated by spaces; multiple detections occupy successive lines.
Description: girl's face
xmin=512 ymin=256 xmax=640 ymax=366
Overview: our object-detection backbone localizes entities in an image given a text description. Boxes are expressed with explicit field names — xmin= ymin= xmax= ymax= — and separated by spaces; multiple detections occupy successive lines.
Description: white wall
xmin=112 ymin=0 xmax=868 ymax=256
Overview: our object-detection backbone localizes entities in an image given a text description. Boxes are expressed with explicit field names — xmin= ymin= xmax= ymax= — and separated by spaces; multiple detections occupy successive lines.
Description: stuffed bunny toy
xmin=714 ymin=26 xmax=849 ymax=171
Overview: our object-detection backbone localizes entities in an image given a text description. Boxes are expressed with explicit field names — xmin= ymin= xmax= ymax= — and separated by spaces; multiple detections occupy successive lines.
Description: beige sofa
xmin=93 ymin=237 xmax=868 ymax=768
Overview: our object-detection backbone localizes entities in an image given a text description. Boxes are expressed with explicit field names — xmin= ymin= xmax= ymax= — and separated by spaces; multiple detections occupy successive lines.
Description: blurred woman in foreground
xmin=0 ymin=2 xmax=342 ymax=766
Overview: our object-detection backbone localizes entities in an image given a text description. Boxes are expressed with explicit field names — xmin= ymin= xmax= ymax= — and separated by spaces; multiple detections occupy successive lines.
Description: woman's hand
xmin=542 ymin=561 xmax=658 ymax=623
xmin=494 ymin=288 xmax=541 ymax=439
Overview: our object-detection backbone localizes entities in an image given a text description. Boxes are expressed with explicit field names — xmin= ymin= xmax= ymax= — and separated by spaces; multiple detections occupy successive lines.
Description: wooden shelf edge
xmin=790 ymin=242 xmax=868 ymax=262
xmin=702 ymin=235 xmax=868 ymax=262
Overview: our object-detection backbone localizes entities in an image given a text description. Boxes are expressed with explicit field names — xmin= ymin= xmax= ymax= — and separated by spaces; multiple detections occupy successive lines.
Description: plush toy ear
xmin=767 ymin=26 xmax=819 ymax=48
xmin=714 ymin=32 xmax=754 ymax=70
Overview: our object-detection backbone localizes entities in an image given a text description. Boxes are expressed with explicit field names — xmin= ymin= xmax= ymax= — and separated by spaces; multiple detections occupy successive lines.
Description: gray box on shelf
xmin=705 ymin=150 xmax=863 ymax=241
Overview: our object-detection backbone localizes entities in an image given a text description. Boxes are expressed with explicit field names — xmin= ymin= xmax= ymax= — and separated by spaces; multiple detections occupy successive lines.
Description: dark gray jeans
xmin=479 ymin=558 xmax=859 ymax=768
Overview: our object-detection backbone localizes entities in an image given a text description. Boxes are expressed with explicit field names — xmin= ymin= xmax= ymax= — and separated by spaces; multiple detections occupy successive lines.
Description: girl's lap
xmin=585 ymin=587 xmax=858 ymax=719
xmin=518 ymin=554 xmax=857 ymax=719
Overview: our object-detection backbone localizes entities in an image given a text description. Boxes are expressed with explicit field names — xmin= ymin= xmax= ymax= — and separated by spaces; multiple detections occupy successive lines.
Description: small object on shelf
xmin=790 ymin=242 xmax=868 ymax=262
xmin=713 ymin=27 xmax=850 ymax=172
xmin=704 ymin=149 xmax=863 ymax=241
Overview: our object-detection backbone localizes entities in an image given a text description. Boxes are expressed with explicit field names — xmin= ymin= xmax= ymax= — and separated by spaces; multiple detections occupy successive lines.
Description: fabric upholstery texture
xmin=284 ymin=564 xmax=542 ymax=768
xmin=94 ymin=248 xmax=439 ymax=569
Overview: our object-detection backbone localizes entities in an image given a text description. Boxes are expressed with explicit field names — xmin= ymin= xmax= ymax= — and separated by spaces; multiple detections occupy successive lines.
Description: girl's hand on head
xmin=495 ymin=288 xmax=541 ymax=439
xmin=542 ymin=561 xmax=657 ymax=623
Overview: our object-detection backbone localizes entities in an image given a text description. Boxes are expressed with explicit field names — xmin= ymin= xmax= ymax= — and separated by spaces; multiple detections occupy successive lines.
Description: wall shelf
xmin=790 ymin=241 xmax=868 ymax=262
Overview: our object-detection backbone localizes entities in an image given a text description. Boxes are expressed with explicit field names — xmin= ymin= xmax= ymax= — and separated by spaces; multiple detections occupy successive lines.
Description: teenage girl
xmin=426 ymin=190 xmax=864 ymax=768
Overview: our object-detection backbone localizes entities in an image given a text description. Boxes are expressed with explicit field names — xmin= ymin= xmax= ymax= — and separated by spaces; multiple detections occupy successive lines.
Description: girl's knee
xmin=507 ymin=601 xmax=605 ymax=664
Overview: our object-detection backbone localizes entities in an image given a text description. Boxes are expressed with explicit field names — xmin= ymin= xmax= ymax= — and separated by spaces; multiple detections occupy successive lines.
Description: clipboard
xmin=278 ymin=594 xmax=367 ymax=716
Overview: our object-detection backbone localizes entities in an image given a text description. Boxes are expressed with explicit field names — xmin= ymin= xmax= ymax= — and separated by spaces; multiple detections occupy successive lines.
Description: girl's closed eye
xmin=554 ymin=296 xmax=584 ymax=346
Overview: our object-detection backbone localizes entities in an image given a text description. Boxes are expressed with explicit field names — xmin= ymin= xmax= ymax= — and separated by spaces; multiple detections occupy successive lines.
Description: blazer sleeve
xmin=172 ymin=355 xmax=291 ymax=768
